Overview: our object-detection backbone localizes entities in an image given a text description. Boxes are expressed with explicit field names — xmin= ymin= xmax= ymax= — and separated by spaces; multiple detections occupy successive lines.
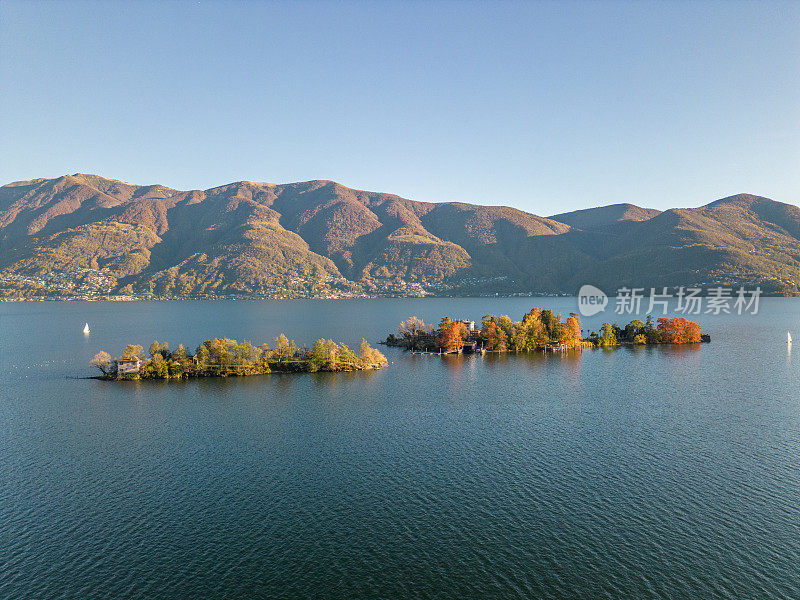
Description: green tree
xmin=207 ymin=338 xmax=237 ymax=374
xmin=540 ymin=310 xmax=558 ymax=336
xmin=149 ymin=341 xmax=170 ymax=359
xmin=599 ymin=322 xmax=618 ymax=347
xmin=309 ymin=338 xmax=339 ymax=371
xmin=172 ymin=344 xmax=189 ymax=364
xmin=151 ymin=353 xmax=169 ymax=378
xmin=510 ymin=323 xmax=528 ymax=352
xmin=521 ymin=310 xmax=546 ymax=349
xmin=497 ymin=315 xmax=515 ymax=341
xmin=195 ymin=344 xmax=210 ymax=371
xmin=481 ymin=314 xmax=497 ymax=330
xmin=233 ymin=341 xmax=262 ymax=374
xmin=624 ymin=320 xmax=645 ymax=341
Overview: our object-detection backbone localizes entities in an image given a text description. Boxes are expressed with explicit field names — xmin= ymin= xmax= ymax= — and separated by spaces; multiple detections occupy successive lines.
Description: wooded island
xmin=384 ymin=309 xmax=709 ymax=353
xmin=90 ymin=335 xmax=388 ymax=380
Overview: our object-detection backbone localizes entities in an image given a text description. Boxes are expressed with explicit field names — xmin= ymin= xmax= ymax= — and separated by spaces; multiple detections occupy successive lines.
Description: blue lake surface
xmin=1 ymin=298 xmax=799 ymax=599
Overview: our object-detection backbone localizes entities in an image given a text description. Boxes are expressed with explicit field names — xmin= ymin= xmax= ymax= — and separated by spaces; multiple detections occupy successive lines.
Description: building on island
xmin=455 ymin=319 xmax=475 ymax=332
xmin=115 ymin=358 xmax=141 ymax=374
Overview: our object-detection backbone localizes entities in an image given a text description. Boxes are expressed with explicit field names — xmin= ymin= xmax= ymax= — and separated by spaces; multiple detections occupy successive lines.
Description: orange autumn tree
xmin=437 ymin=321 xmax=467 ymax=352
xmin=561 ymin=313 xmax=583 ymax=349
xmin=657 ymin=318 xmax=681 ymax=343
xmin=480 ymin=320 xmax=508 ymax=351
xmin=684 ymin=319 xmax=702 ymax=343
xmin=657 ymin=317 xmax=702 ymax=343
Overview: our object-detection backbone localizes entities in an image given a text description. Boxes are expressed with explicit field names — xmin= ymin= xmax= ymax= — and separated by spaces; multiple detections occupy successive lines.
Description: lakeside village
xmin=0 ymin=267 xmax=775 ymax=302
xmin=90 ymin=336 xmax=388 ymax=380
xmin=383 ymin=309 xmax=709 ymax=354
xmin=2 ymin=274 xmax=570 ymax=302
xmin=0 ymin=270 xmax=424 ymax=301
xmin=0 ymin=271 xmax=544 ymax=301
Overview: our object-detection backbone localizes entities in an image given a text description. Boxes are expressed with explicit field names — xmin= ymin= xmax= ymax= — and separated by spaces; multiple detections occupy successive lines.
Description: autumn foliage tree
xmin=437 ymin=321 xmax=467 ymax=352
xmin=520 ymin=310 xmax=547 ymax=350
xmin=272 ymin=334 xmax=297 ymax=363
xmin=359 ymin=338 xmax=388 ymax=367
xmin=657 ymin=318 xmax=703 ymax=343
xmin=475 ymin=309 xmax=583 ymax=352
xmin=480 ymin=320 xmax=507 ymax=351
xmin=89 ymin=351 xmax=112 ymax=375
xmin=684 ymin=320 xmax=702 ymax=343
xmin=398 ymin=316 xmax=431 ymax=338
xmin=562 ymin=313 xmax=583 ymax=349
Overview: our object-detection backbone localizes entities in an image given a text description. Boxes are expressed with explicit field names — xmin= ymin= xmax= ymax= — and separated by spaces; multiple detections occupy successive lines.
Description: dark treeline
xmin=90 ymin=335 xmax=388 ymax=380
xmin=384 ymin=310 xmax=708 ymax=353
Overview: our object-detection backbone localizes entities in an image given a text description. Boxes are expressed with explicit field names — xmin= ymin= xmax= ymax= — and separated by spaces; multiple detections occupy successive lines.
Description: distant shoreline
xmin=2 ymin=291 xmax=793 ymax=302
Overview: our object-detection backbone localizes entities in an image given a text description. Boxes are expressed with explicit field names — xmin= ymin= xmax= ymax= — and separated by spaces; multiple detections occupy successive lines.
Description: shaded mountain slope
xmin=548 ymin=195 xmax=800 ymax=292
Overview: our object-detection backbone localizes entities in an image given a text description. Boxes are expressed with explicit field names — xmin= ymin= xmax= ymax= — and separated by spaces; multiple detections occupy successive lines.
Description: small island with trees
xmin=90 ymin=335 xmax=388 ymax=380
xmin=384 ymin=309 xmax=709 ymax=353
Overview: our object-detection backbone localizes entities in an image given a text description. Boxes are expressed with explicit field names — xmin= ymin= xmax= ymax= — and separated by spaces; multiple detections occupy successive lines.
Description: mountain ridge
xmin=1 ymin=175 xmax=799 ymax=298
xmin=549 ymin=203 xmax=662 ymax=230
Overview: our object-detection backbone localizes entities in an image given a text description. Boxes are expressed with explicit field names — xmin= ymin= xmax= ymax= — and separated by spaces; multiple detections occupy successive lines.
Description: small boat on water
xmin=83 ymin=323 xmax=90 ymax=334
xmin=788 ymin=331 xmax=792 ymax=344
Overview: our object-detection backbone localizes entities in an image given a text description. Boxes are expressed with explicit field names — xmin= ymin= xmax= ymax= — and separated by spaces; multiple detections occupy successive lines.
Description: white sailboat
xmin=788 ymin=331 xmax=792 ymax=344
xmin=83 ymin=322 xmax=90 ymax=334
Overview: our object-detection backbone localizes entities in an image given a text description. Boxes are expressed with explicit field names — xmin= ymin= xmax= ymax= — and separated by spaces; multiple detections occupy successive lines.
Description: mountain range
xmin=1 ymin=174 xmax=799 ymax=298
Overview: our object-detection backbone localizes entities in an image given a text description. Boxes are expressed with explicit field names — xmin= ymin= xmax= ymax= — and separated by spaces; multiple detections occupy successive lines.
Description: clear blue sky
xmin=1 ymin=0 xmax=798 ymax=214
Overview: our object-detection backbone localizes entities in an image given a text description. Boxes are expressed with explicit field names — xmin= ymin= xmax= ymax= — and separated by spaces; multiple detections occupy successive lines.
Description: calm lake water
xmin=1 ymin=298 xmax=799 ymax=599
